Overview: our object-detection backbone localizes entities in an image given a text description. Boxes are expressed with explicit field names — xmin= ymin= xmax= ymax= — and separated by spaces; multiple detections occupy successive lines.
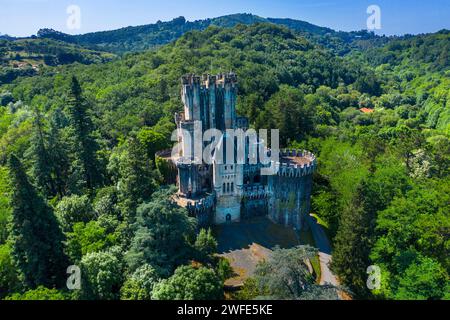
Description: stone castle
xmin=158 ymin=73 xmax=317 ymax=230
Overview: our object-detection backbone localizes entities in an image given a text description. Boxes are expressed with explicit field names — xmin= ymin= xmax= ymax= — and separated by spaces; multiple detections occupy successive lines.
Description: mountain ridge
xmin=33 ymin=13 xmax=380 ymax=55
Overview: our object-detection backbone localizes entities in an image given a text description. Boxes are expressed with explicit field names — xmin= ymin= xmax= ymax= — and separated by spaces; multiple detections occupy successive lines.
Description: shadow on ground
xmin=214 ymin=216 xmax=300 ymax=253
xmin=214 ymin=216 xmax=301 ymax=287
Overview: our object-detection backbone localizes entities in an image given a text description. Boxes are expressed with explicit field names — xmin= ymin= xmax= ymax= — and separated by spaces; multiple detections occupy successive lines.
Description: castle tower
xmin=181 ymin=75 xmax=201 ymax=122
xmin=177 ymin=73 xmax=239 ymax=201
xmin=181 ymin=72 xmax=237 ymax=132
xmin=212 ymin=133 xmax=243 ymax=224
xmin=206 ymin=75 xmax=217 ymax=130
xmin=267 ymin=150 xmax=317 ymax=230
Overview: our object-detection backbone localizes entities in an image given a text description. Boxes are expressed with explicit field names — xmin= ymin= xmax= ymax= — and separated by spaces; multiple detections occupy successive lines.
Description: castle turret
xmin=267 ymin=150 xmax=317 ymax=230
xmin=219 ymin=73 xmax=238 ymax=130
xmin=180 ymin=73 xmax=237 ymax=132
xmin=181 ymin=74 xmax=201 ymax=121
xmin=206 ymin=74 xmax=217 ymax=130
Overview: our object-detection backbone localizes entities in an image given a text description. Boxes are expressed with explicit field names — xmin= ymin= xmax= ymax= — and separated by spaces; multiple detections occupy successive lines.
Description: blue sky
xmin=1 ymin=0 xmax=449 ymax=37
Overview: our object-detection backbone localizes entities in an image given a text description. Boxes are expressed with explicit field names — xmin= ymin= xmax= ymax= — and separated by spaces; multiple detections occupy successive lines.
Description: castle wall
xmin=185 ymin=193 xmax=216 ymax=228
xmin=215 ymin=196 xmax=241 ymax=224
xmin=178 ymin=163 xmax=201 ymax=197
xmin=268 ymin=174 xmax=313 ymax=230
xmin=266 ymin=150 xmax=317 ymax=230
xmin=241 ymin=198 xmax=268 ymax=219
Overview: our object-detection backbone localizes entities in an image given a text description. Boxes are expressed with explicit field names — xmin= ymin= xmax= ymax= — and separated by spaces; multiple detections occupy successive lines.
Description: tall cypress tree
xmin=331 ymin=188 xmax=374 ymax=298
xmin=66 ymin=76 xmax=103 ymax=190
xmin=26 ymin=109 xmax=56 ymax=197
xmin=8 ymin=154 xmax=68 ymax=289
xmin=47 ymin=108 xmax=71 ymax=197
xmin=117 ymin=136 xmax=159 ymax=223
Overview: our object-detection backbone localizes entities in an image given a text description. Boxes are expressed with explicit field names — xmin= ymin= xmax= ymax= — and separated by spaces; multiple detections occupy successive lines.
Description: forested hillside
xmin=0 ymin=21 xmax=448 ymax=300
xmin=0 ymin=38 xmax=116 ymax=84
xmin=36 ymin=13 xmax=383 ymax=55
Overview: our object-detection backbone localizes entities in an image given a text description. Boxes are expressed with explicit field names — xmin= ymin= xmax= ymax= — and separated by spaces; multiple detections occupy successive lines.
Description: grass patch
xmin=311 ymin=213 xmax=333 ymax=247
xmin=298 ymin=229 xmax=321 ymax=283
xmin=310 ymin=254 xmax=321 ymax=283
xmin=311 ymin=213 xmax=329 ymax=229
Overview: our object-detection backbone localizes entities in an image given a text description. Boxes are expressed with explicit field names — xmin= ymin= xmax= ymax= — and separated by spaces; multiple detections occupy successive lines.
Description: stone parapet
xmin=273 ymin=149 xmax=317 ymax=178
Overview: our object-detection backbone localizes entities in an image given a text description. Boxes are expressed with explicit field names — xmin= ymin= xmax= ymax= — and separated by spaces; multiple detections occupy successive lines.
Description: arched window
xmin=227 ymin=183 xmax=230 ymax=193
xmin=231 ymin=183 xmax=234 ymax=193
xmin=223 ymin=183 xmax=226 ymax=194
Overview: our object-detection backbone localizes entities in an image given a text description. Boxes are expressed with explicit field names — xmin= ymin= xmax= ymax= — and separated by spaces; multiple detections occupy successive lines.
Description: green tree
xmin=238 ymin=93 xmax=263 ymax=124
xmin=25 ymin=109 xmax=55 ymax=197
xmin=255 ymin=246 xmax=340 ymax=300
xmin=428 ymin=135 xmax=450 ymax=178
xmin=137 ymin=127 xmax=168 ymax=160
xmin=5 ymin=286 xmax=67 ymax=300
xmin=0 ymin=244 xmax=20 ymax=298
xmin=152 ymin=265 xmax=223 ymax=300
xmin=194 ymin=228 xmax=217 ymax=264
xmin=8 ymin=154 xmax=68 ymax=289
xmin=379 ymin=125 xmax=425 ymax=173
xmin=66 ymin=76 xmax=103 ymax=190
xmin=66 ymin=221 xmax=118 ymax=262
xmin=396 ymin=256 xmax=448 ymax=300
xmin=370 ymin=180 xmax=450 ymax=299
xmin=120 ymin=264 xmax=159 ymax=300
xmin=233 ymin=277 xmax=267 ymax=300
xmin=109 ymin=136 xmax=160 ymax=223
xmin=126 ymin=187 xmax=196 ymax=277
xmin=216 ymin=257 xmax=234 ymax=282
xmin=80 ymin=249 xmax=123 ymax=300
xmin=331 ymin=199 xmax=372 ymax=298
xmin=47 ymin=108 xmax=72 ymax=197
xmin=257 ymin=85 xmax=315 ymax=145
xmin=0 ymin=166 xmax=12 ymax=244
xmin=55 ymin=194 xmax=95 ymax=232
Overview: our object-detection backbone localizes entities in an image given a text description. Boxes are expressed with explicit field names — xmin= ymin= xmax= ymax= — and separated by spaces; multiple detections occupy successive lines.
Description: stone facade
xmin=171 ymin=73 xmax=317 ymax=230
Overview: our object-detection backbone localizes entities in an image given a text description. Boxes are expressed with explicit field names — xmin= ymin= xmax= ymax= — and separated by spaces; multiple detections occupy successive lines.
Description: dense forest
xmin=0 ymin=15 xmax=448 ymax=300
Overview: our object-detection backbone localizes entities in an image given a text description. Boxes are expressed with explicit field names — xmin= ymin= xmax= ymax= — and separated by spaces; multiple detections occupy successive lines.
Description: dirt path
xmin=307 ymin=215 xmax=339 ymax=286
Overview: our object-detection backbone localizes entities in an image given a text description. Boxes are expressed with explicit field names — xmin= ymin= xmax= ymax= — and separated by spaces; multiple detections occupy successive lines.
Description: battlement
xmin=176 ymin=157 xmax=202 ymax=167
xmin=181 ymin=74 xmax=201 ymax=85
xmin=181 ymin=72 xmax=238 ymax=88
xmin=185 ymin=193 xmax=216 ymax=211
xmin=273 ymin=149 xmax=317 ymax=178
